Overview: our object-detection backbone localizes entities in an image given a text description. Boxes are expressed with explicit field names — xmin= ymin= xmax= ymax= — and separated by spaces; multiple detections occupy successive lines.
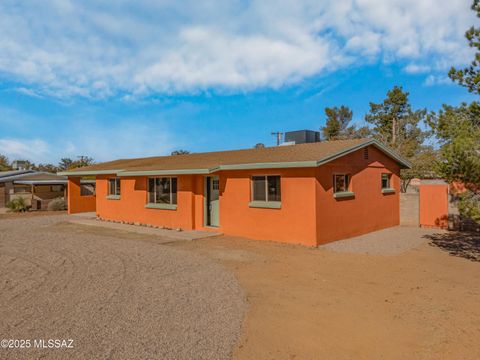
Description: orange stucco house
xmin=60 ymin=138 xmax=410 ymax=246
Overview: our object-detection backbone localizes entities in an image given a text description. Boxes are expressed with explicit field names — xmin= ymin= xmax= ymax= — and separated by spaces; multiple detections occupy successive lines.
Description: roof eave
xmin=370 ymin=139 xmax=412 ymax=168
xmin=315 ymin=139 xmax=411 ymax=169
xmin=57 ymin=169 xmax=123 ymax=176
xmin=58 ymin=139 xmax=411 ymax=177
xmin=119 ymin=168 xmax=213 ymax=176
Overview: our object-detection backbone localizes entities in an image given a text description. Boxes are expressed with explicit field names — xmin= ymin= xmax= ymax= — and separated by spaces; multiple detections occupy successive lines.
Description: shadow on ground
xmin=425 ymin=231 xmax=480 ymax=262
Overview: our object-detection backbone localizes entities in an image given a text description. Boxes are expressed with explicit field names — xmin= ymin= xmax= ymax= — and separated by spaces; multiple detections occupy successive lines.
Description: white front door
xmin=206 ymin=176 xmax=219 ymax=227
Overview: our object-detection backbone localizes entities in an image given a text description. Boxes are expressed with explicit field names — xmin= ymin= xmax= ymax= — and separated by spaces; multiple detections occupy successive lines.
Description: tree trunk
xmin=392 ymin=116 xmax=397 ymax=145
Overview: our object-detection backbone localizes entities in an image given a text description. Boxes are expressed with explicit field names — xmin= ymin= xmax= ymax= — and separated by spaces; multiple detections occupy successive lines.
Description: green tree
xmin=399 ymin=148 xmax=438 ymax=192
xmin=365 ymin=86 xmax=433 ymax=191
xmin=0 ymin=154 xmax=11 ymax=171
xmin=365 ymin=86 xmax=428 ymax=149
xmin=58 ymin=158 xmax=74 ymax=171
xmin=321 ymin=106 xmax=370 ymax=140
xmin=432 ymin=1 xmax=480 ymax=223
xmin=35 ymin=163 xmax=59 ymax=173
xmin=74 ymin=156 xmax=94 ymax=168
xmin=322 ymin=106 xmax=352 ymax=140
xmin=171 ymin=150 xmax=190 ymax=155
xmin=428 ymin=102 xmax=480 ymax=187
xmin=449 ymin=0 xmax=480 ymax=94
xmin=58 ymin=156 xmax=94 ymax=170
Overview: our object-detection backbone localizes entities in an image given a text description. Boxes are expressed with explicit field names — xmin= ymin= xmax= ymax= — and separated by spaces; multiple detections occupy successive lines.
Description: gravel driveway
xmin=319 ymin=225 xmax=441 ymax=255
xmin=0 ymin=215 xmax=246 ymax=360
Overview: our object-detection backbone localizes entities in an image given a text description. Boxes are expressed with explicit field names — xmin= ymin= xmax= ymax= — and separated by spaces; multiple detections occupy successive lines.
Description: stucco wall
xmin=400 ymin=192 xmax=420 ymax=226
xmin=95 ymin=170 xmax=317 ymax=245
xmin=96 ymin=175 xmax=196 ymax=229
xmin=419 ymin=184 xmax=449 ymax=228
xmin=315 ymin=145 xmax=401 ymax=245
xmin=67 ymin=178 xmax=96 ymax=214
xmin=218 ymin=168 xmax=318 ymax=246
xmin=82 ymin=145 xmax=401 ymax=246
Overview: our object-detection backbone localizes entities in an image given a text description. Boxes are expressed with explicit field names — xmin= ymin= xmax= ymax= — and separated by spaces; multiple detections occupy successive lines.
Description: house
xmin=0 ymin=170 xmax=95 ymax=210
xmin=60 ymin=138 xmax=410 ymax=246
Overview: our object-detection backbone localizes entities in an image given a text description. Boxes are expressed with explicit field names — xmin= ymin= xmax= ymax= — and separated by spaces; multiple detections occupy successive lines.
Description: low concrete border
xmin=68 ymin=215 xmax=222 ymax=242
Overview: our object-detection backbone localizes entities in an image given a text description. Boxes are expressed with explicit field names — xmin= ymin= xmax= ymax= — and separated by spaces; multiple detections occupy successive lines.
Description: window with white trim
xmin=108 ymin=178 xmax=121 ymax=196
xmin=334 ymin=174 xmax=350 ymax=193
xmin=252 ymin=175 xmax=281 ymax=202
xmin=381 ymin=173 xmax=392 ymax=189
xmin=148 ymin=177 xmax=177 ymax=205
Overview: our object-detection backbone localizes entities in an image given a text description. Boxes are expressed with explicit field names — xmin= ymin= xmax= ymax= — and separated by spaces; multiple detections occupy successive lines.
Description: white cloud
xmin=0 ymin=138 xmax=50 ymax=163
xmin=0 ymin=0 xmax=475 ymax=97
xmin=0 ymin=119 xmax=175 ymax=164
xmin=404 ymin=64 xmax=431 ymax=74
xmin=423 ymin=74 xmax=454 ymax=86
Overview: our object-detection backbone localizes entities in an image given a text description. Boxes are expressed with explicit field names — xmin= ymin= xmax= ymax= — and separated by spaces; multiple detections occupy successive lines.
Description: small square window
xmin=381 ymin=173 xmax=391 ymax=189
xmin=334 ymin=174 xmax=350 ymax=193
xmin=108 ymin=178 xmax=121 ymax=196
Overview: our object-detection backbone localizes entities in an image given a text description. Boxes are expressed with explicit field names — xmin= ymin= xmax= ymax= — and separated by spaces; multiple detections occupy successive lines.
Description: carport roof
xmin=58 ymin=138 xmax=411 ymax=176
xmin=0 ymin=171 xmax=67 ymax=183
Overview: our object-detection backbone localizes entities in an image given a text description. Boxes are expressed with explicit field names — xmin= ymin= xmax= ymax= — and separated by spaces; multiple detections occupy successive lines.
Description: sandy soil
xmin=0 ymin=215 xmax=246 ymax=360
xmin=0 ymin=209 xmax=67 ymax=219
xmin=2 ymin=213 xmax=479 ymax=359
xmin=169 ymin=229 xmax=480 ymax=360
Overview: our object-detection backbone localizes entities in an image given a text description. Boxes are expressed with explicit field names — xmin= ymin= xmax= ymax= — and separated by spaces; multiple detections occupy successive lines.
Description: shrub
xmin=457 ymin=190 xmax=480 ymax=223
xmin=47 ymin=197 xmax=67 ymax=211
xmin=6 ymin=197 xmax=28 ymax=212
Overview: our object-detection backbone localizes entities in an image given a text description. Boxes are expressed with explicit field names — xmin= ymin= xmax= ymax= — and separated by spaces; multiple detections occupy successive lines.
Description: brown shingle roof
xmin=60 ymin=138 xmax=410 ymax=176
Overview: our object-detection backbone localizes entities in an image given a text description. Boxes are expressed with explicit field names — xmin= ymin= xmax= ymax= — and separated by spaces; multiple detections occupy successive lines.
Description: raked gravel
xmin=319 ymin=225 xmax=441 ymax=255
xmin=0 ymin=215 xmax=246 ymax=360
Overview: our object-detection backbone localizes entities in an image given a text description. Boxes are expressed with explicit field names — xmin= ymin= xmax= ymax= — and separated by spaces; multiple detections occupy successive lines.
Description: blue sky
xmin=0 ymin=0 xmax=477 ymax=164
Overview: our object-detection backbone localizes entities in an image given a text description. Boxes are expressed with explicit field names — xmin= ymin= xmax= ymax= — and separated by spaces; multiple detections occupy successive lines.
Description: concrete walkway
xmin=68 ymin=215 xmax=222 ymax=242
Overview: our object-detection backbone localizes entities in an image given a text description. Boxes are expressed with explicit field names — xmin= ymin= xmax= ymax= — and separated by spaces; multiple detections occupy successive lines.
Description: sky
xmin=0 ymin=0 xmax=477 ymax=164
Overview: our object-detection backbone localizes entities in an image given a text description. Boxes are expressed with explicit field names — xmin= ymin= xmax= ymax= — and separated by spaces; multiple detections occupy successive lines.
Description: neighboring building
xmin=60 ymin=138 xmax=410 ymax=246
xmin=11 ymin=160 xmax=29 ymax=170
xmin=0 ymin=170 xmax=95 ymax=210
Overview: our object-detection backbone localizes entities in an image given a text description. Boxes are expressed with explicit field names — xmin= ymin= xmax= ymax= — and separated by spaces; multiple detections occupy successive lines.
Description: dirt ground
xmin=0 ymin=209 xmax=67 ymax=219
xmin=0 ymin=215 xmax=246 ymax=360
xmin=169 ymin=229 xmax=480 ymax=360
xmin=2 ymin=212 xmax=479 ymax=359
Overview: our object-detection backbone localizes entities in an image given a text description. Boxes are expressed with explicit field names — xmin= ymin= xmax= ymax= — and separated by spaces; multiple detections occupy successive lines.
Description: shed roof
xmin=0 ymin=170 xmax=34 ymax=179
xmin=0 ymin=171 xmax=67 ymax=183
xmin=59 ymin=138 xmax=411 ymax=176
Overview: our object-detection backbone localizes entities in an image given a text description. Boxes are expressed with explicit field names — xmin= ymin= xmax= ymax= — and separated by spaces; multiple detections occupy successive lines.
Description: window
xmin=212 ymin=178 xmax=219 ymax=191
xmin=80 ymin=184 xmax=95 ymax=196
xmin=363 ymin=147 xmax=369 ymax=159
xmin=334 ymin=174 xmax=350 ymax=193
xmin=252 ymin=175 xmax=281 ymax=202
xmin=381 ymin=173 xmax=392 ymax=189
xmin=148 ymin=177 xmax=177 ymax=205
xmin=13 ymin=185 xmax=30 ymax=194
xmin=51 ymin=185 xmax=63 ymax=192
xmin=108 ymin=178 xmax=121 ymax=196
